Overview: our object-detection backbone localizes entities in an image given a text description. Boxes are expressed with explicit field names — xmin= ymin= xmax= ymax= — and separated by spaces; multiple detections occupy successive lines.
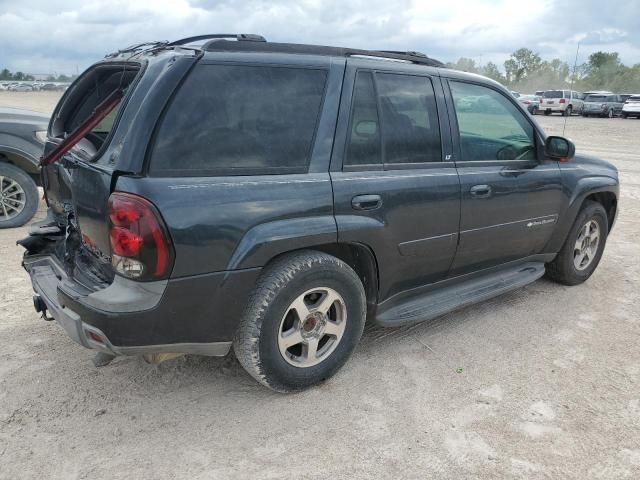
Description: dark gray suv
xmin=0 ymin=108 xmax=48 ymax=227
xmin=20 ymin=35 xmax=619 ymax=392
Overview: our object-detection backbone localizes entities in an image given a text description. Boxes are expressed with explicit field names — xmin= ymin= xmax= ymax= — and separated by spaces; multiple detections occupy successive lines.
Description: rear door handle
xmin=351 ymin=194 xmax=382 ymax=210
xmin=470 ymin=184 xmax=492 ymax=199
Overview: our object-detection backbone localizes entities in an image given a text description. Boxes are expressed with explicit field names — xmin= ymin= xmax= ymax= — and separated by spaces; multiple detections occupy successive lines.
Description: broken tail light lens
xmin=107 ymin=192 xmax=174 ymax=281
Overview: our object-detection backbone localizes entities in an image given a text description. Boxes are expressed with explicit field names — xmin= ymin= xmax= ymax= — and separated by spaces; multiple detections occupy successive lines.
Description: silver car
xmin=582 ymin=94 xmax=624 ymax=118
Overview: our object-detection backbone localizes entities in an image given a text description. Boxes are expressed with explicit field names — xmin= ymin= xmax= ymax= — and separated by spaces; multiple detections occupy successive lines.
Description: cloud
xmin=0 ymin=0 xmax=639 ymax=75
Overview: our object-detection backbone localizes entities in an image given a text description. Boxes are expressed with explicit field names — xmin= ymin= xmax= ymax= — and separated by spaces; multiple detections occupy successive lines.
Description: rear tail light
xmin=559 ymin=98 xmax=566 ymax=104
xmin=107 ymin=192 xmax=174 ymax=281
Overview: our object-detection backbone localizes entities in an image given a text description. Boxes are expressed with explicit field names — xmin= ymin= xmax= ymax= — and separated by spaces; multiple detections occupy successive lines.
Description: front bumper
xmin=24 ymin=254 xmax=260 ymax=356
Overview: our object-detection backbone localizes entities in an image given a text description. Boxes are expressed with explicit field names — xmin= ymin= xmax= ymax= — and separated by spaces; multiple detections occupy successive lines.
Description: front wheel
xmin=234 ymin=251 xmax=366 ymax=392
xmin=546 ymin=200 xmax=608 ymax=286
xmin=608 ymin=109 xmax=614 ymax=118
xmin=563 ymin=106 xmax=573 ymax=117
xmin=621 ymin=112 xmax=628 ymax=119
xmin=0 ymin=162 xmax=39 ymax=229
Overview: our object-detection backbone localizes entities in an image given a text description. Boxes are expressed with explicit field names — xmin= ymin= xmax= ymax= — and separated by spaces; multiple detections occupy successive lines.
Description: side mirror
xmin=354 ymin=120 xmax=378 ymax=137
xmin=545 ymin=136 xmax=575 ymax=162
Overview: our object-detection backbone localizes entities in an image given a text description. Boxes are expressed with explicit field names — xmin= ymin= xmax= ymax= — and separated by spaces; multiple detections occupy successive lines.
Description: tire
xmin=607 ymin=109 xmax=614 ymax=118
xmin=621 ymin=112 xmax=628 ymax=119
xmin=563 ymin=106 xmax=572 ymax=117
xmin=582 ymin=113 xmax=588 ymax=117
xmin=233 ymin=250 xmax=366 ymax=392
xmin=546 ymin=200 xmax=608 ymax=286
xmin=0 ymin=162 xmax=39 ymax=229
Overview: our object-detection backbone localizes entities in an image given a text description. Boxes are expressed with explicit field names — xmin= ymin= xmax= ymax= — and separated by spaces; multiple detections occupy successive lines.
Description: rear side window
xmin=151 ymin=65 xmax=327 ymax=175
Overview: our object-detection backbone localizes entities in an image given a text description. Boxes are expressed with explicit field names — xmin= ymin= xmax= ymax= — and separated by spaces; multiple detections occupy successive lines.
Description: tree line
xmin=0 ymin=68 xmax=73 ymax=82
xmin=446 ymin=49 xmax=640 ymax=93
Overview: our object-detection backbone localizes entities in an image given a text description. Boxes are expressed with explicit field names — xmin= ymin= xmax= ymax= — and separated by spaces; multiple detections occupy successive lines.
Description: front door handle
xmin=352 ymin=194 xmax=382 ymax=210
xmin=470 ymin=184 xmax=492 ymax=199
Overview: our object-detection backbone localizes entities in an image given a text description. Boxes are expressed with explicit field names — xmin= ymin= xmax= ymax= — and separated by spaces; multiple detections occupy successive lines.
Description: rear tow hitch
xmin=33 ymin=295 xmax=54 ymax=321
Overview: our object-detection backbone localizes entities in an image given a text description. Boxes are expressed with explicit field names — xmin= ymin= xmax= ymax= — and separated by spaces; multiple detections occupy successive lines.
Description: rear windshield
xmin=585 ymin=95 xmax=606 ymax=102
xmin=543 ymin=91 xmax=563 ymax=98
xmin=150 ymin=64 xmax=327 ymax=176
xmin=50 ymin=63 xmax=140 ymax=159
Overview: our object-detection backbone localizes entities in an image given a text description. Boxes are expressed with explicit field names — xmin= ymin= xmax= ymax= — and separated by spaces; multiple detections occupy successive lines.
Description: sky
xmin=1 ymin=0 xmax=639 ymax=75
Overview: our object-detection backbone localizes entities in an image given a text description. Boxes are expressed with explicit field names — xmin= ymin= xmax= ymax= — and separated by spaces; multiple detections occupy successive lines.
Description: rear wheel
xmin=0 ymin=162 xmax=39 ymax=229
xmin=233 ymin=250 xmax=366 ymax=392
xmin=607 ymin=108 xmax=614 ymax=118
xmin=546 ymin=200 xmax=608 ymax=286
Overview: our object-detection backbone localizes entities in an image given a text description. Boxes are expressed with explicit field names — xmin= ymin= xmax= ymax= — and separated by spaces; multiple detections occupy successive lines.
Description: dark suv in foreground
xmin=21 ymin=35 xmax=619 ymax=392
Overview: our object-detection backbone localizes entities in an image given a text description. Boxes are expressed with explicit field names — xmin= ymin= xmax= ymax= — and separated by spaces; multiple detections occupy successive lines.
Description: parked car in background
xmin=0 ymin=108 xmax=48 ymax=228
xmin=518 ymin=94 xmax=540 ymax=114
xmin=619 ymin=94 xmax=633 ymax=103
xmin=535 ymin=90 xmax=544 ymax=97
xmin=540 ymin=90 xmax=584 ymax=116
xmin=582 ymin=94 xmax=624 ymax=118
xmin=621 ymin=95 xmax=640 ymax=118
xmin=20 ymin=34 xmax=619 ymax=392
xmin=510 ymin=91 xmax=521 ymax=98
xmin=8 ymin=83 xmax=33 ymax=92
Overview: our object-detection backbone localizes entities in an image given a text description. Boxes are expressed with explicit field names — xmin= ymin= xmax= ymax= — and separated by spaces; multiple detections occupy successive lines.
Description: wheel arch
xmin=547 ymin=177 xmax=618 ymax=252
xmin=258 ymin=242 xmax=380 ymax=318
xmin=0 ymin=145 xmax=41 ymax=181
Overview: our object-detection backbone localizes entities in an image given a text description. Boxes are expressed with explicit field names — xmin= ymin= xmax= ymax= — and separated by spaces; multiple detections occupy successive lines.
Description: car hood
xmin=0 ymin=107 xmax=50 ymax=127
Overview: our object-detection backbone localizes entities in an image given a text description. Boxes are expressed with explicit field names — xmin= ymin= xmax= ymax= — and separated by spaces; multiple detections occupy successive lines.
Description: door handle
xmin=470 ymin=184 xmax=492 ymax=198
xmin=351 ymin=194 xmax=382 ymax=210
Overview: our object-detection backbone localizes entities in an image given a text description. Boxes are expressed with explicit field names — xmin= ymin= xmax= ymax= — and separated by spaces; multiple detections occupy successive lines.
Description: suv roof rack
xmin=203 ymin=40 xmax=444 ymax=67
xmin=168 ymin=33 xmax=267 ymax=46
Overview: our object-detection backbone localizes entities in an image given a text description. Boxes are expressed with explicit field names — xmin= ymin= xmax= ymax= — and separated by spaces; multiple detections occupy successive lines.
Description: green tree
xmin=446 ymin=57 xmax=480 ymax=74
xmin=0 ymin=68 xmax=12 ymax=80
xmin=504 ymin=48 xmax=542 ymax=84
xmin=481 ymin=62 xmax=505 ymax=83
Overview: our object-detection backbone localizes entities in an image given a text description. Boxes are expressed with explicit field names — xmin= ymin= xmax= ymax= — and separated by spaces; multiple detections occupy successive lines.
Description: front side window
xmin=450 ymin=81 xmax=536 ymax=161
xmin=151 ymin=65 xmax=327 ymax=175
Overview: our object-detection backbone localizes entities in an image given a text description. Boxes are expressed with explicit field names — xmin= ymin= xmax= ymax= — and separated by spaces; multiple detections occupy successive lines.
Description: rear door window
xmin=150 ymin=65 xmax=327 ymax=175
xmin=344 ymin=71 xmax=441 ymax=169
xmin=376 ymin=73 xmax=441 ymax=165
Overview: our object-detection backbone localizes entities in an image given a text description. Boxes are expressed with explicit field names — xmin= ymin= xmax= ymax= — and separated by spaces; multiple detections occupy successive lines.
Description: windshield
xmin=585 ymin=95 xmax=606 ymax=102
xmin=543 ymin=91 xmax=563 ymax=98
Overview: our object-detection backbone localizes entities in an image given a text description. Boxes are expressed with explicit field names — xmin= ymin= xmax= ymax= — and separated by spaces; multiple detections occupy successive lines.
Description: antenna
xmin=563 ymin=42 xmax=580 ymax=136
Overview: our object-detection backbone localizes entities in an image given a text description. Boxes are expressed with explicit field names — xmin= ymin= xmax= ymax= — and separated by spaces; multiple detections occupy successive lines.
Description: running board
xmin=375 ymin=262 xmax=546 ymax=327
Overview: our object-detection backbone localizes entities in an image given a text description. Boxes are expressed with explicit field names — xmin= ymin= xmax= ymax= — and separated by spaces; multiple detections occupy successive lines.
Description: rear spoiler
xmin=40 ymin=89 xmax=124 ymax=167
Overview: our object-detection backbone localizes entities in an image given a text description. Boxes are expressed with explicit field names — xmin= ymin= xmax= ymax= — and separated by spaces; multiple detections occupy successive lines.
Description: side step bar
xmin=375 ymin=262 xmax=546 ymax=327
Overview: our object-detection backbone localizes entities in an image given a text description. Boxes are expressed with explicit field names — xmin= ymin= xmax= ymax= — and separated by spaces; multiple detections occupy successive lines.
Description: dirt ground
xmin=1 ymin=92 xmax=639 ymax=479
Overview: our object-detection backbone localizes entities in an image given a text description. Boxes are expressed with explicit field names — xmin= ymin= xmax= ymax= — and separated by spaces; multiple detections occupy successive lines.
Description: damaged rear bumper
xmin=23 ymin=254 xmax=257 ymax=357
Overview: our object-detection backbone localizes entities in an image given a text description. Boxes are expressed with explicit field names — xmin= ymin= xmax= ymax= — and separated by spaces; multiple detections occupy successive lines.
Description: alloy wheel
xmin=0 ymin=175 xmax=26 ymax=222
xmin=277 ymin=287 xmax=347 ymax=367
xmin=573 ymin=220 xmax=600 ymax=271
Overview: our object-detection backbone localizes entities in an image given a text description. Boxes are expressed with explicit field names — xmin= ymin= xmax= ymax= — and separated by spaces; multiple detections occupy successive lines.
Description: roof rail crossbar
xmin=168 ymin=34 xmax=266 ymax=46
xmin=378 ymin=50 xmax=428 ymax=58
xmin=203 ymin=41 xmax=444 ymax=67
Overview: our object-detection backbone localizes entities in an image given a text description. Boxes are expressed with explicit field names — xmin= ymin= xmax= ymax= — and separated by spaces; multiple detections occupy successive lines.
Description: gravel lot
xmin=1 ymin=93 xmax=639 ymax=479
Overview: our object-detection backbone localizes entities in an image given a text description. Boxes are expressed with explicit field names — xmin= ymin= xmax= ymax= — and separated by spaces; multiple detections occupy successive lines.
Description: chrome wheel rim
xmin=0 ymin=175 xmax=26 ymax=222
xmin=278 ymin=287 xmax=347 ymax=368
xmin=573 ymin=220 xmax=600 ymax=271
